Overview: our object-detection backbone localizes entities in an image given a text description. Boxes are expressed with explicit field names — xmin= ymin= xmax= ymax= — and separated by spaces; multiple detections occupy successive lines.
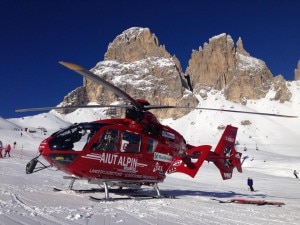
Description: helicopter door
xmin=91 ymin=129 xmax=119 ymax=152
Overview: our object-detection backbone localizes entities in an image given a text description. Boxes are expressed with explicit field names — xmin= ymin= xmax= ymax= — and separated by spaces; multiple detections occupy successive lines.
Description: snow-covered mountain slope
xmin=0 ymin=117 xmax=22 ymax=130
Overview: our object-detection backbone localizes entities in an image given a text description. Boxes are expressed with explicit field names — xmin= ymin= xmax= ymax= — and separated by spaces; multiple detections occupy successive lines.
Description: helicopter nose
xmin=38 ymin=140 xmax=48 ymax=153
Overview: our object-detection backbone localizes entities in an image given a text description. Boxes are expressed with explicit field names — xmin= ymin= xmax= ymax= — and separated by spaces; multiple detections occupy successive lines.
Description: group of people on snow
xmin=0 ymin=140 xmax=12 ymax=158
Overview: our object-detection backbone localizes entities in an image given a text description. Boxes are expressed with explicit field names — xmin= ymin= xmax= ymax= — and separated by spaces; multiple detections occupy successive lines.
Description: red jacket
xmin=5 ymin=144 xmax=11 ymax=152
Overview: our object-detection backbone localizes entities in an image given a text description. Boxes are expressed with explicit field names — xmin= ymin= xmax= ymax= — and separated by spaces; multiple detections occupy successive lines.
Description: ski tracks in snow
xmin=1 ymin=189 xmax=300 ymax=225
xmin=0 ymin=193 xmax=79 ymax=225
xmin=0 ymin=174 xmax=300 ymax=224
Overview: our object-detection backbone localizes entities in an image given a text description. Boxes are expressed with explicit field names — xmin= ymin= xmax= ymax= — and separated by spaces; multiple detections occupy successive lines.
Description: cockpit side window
xmin=91 ymin=129 xmax=119 ymax=152
xmin=49 ymin=123 xmax=103 ymax=151
xmin=121 ymin=131 xmax=141 ymax=153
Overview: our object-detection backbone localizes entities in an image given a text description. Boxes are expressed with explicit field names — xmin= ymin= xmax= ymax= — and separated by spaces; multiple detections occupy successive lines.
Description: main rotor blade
xmin=15 ymin=104 xmax=134 ymax=113
xmin=16 ymin=103 xmax=297 ymax=118
xmin=144 ymin=105 xmax=298 ymax=118
xmin=59 ymin=61 xmax=144 ymax=111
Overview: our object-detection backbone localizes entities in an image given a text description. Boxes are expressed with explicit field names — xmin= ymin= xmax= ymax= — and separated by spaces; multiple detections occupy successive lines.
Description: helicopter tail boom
xmin=167 ymin=145 xmax=211 ymax=178
xmin=167 ymin=125 xmax=242 ymax=180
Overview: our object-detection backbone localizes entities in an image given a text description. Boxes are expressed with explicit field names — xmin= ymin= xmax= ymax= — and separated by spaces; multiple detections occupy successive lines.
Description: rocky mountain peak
xmin=294 ymin=60 xmax=300 ymax=80
xmin=61 ymin=27 xmax=197 ymax=119
xmin=186 ymin=33 xmax=291 ymax=104
xmin=236 ymin=37 xmax=250 ymax=56
xmin=104 ymin=27 xmax=172 ymax=63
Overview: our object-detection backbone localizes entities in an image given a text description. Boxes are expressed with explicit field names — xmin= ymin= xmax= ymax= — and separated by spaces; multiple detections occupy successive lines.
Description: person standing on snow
xmin=247 ymin=177 xmax=255 ymax=191
xmin=294 ymin=170 xmax=299 ymax=179
xmin=4 ymin=144 xmax=11 ymax=157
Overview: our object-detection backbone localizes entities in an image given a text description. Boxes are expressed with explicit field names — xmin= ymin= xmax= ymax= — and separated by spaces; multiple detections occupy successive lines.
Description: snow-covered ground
xmin=0 ymin=81 xmax=300 ymax=224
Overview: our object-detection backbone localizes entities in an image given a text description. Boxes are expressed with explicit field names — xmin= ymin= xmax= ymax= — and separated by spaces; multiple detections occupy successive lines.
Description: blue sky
xmin=1 ymin=0 xmax=299 ymax=119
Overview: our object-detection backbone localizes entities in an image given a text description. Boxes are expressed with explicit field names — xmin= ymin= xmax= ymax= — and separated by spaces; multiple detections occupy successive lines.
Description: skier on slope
xmin=247 ymin=177 xmax=255 ymax=191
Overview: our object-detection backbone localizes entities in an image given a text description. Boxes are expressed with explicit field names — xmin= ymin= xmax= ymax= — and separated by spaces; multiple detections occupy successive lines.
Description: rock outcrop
xmin=295 ymin=60 xmax=300 ymax=81
xmin=271 ymin=75 xmax=292 ymax=103
xmin=59 ymin=87 xmax=88 ymax=114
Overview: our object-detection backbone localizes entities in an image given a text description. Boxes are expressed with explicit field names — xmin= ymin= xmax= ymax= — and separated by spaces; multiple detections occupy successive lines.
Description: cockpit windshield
xmin=49 ymin=122 xmax=105 ymax=151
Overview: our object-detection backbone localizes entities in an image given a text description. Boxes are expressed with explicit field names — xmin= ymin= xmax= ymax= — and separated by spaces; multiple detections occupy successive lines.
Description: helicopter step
xmin=53 ymin=187 xmax=103 ymax=193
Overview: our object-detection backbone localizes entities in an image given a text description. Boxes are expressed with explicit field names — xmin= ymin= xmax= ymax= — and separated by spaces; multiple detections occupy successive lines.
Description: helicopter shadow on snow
xmin=159 ymin=189 xmax=267 ymax=199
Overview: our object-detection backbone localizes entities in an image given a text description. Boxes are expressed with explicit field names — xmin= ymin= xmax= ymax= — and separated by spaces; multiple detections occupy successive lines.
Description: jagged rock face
xmin=59 ymin=87 xmax=88 ymax=114
xmin=83 ymin=58 xmax=197 ymax=119
xmin=231 ymin=53 xmax=273 ymax=103
xmin=295 ymin=60 xmax=300 ymax=81
xmin=62 ymin=27 xmax=197 ymax=119
xmin=186 ymin=33 xmax=290 ymax=103
xmin=236 ymin=37 xmax=250 ymax=56
xmin=105 ymin=27 xmax=182 ymax=71
xmin=271 ymin=75 xmax=292 ymax=103
xmin=186 ymin=34 xmax=236 ymax=90
xmin=61 ymin=28 xmax=293 ymax=117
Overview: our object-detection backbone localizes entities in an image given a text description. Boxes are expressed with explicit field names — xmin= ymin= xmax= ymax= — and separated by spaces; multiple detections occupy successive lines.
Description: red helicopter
xmin=19 ymin=62 xmax=295 ymax=200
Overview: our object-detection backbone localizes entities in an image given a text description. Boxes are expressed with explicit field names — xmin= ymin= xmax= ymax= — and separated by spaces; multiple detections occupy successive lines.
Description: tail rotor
xmin=207 ymin=125 xmax=242 ymax=179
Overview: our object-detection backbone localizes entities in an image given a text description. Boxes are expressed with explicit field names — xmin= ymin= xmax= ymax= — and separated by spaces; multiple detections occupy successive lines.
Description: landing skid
xmin=56 ymin=176 xmax=169 ymax=200
xmin=52 ymin=186 xmax=175 ymax=201
xmin=89 ymin=193 xmax=176 ymax=202
xmin=89 ymin=182 xmax=176 ymax=201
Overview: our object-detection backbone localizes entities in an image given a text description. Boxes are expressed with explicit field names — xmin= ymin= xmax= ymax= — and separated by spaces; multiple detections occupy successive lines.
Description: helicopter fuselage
xmin=38 ymin=118 xmax=186 ymax=183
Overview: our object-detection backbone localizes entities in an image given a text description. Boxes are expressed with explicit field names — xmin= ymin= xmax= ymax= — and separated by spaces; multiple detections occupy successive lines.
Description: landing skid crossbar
xmin=95 ymin=181 xmax=164 ymax=201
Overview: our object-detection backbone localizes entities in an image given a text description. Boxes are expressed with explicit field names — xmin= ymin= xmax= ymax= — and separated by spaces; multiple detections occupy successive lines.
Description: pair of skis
xmin=211 ymin=198 xmax=285 ymax=206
